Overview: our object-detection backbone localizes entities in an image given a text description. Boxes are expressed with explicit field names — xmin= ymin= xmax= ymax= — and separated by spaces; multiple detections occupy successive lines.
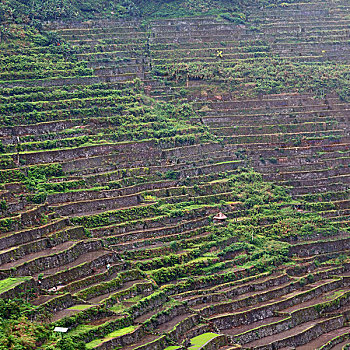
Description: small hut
xmin=213 ymin=212 xmax=227 ymax=223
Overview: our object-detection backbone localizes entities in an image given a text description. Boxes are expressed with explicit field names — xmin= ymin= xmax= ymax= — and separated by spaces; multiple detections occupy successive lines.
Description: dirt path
xmin=157 ymin=313 xmax=192 ymax=332
xmin=87 ymin=316 xmax=120 ymax=326
xmin=50 ymin=307 xmax=87 ymax=323
xmin=31 ymin=294 xmax=57 ymax=306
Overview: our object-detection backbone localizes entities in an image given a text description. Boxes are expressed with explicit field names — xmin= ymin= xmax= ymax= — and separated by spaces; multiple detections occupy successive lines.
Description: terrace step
xmin=222 ymin=316 xmax=286 ymax=336
xmin=198 ymin=276 xmax=328 ymax=318
xmin=210 ymin=278 xmax=341 ymax=330
xmin=176 ymin=272 xmax=277 ymax=300
xmin=0 ymin=218 xmax=69 ymax=251
xmin=60 ymin=262 xmax=126 ymax=294
xmin=2 ymin=6 xmax=350 ymax=350
xmin=317 ymin=337 xmax=350 ymax=350
xmin=0 ymin=240 xmax=74 ymax=269
xmin=39 ymin=250 xmax=118 ymax=290
xmin=100 ymin=216 xmax=209 ymax=243
xmin=87 ymin=279 xmax=152 ymax=304
xmin=185 ymin=273 xmax=290 ymax=308
xmin=242 ymin=317 xmax=345 ymax=349
xmin=0 ymin=239 xmax=106 ymax=277
xmin=110 ymin=228 xmax=211 ymax=253
xmin=290 ymin=236 xmax=350 ymax=257
xmin=50 ymin=193 xmax=143 ymax=217
xmin=0 ymin=225 xmax=85 ymax=266
xmin=279 ymin=286 xmax=350 ymax=313
xmin=121 ymin=334 xmax=162 ymax=350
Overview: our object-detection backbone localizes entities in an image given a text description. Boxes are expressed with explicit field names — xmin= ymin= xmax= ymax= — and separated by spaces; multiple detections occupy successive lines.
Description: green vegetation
xmin=67 ymin=305 xmax=93 ymax=311
xmin=188 ymin=333 xmax=219 ymax=350
xmin=156 ymin=59 xmax=350 ymax=101
xmin=0 ymin=0 xmax=349 ymax=349
xmin=0 ymin=299 xmax=50 ymax=350
xmin=135 ymin=0 xmax=243 ymax=20
xmin=0 ymin=0 xmax=140 ymax=22
xmin=85 ymin=326 xmax=136 ymax=349
xmin=0 ymin=277 xmax=31 ymax=294
xmin=0 ymin=0 xmax=283 ymax=23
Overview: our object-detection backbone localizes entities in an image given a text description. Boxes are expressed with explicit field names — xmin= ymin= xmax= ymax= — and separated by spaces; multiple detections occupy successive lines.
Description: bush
xmin=56 ymin=337 xmax=86 ymax=350
xmin=164 ymin=170 xmax=180 ymax=180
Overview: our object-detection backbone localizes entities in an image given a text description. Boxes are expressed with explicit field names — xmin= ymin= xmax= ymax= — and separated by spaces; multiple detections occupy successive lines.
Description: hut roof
xmin=213 ymin=212 xmax=227 ymax=220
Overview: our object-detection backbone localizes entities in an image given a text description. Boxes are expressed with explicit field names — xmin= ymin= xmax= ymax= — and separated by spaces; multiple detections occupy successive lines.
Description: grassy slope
xmin=0 ymin=277 xmax=31 ymax=294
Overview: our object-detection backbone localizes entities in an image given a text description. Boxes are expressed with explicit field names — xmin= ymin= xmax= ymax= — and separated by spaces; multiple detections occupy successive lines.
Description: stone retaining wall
xmin=105 ymin=217 xmax=210 ymax=244
xmin=41 ymin=251 xmax=119 ymax=290
xmin=168 ymin=314 xmax=201 ymax=342
xmin=6 ymin=239 xmax=103 ymax=277
xmin=290 ymin=237 xmax=350 ymax=257
xmin=146 ymin=304 xmax=188 ymax=332
xmin=53 ymin=194 xmax=141 ymax=216
xmin=18 ymin=141 xmax=156 ymax=165
xmin=0 ymin=218 xmax=68 ymax=251
xmin=48 ymin=180 xmax=178 ymax=205
xmin=0 ymin=226 xmax=85 ymax=266
xmin=202 ymin=335 xmax=228 ymax=350
xmin=255 ymin=316 xmax=345 ymax=350
xmin=35 ymin=293 xmax=78 ymax=319
xmin=319 ymin=333 xmax=350 ymax=350
xmin=134 ymin=335 xmax=168 ymax=350
xmin=212 ymin=279 xmax=342 ymax=329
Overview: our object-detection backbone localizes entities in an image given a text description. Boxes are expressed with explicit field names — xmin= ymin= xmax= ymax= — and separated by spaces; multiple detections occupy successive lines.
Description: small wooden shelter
xmin=213 ymin=212 xmax=227 ymax=223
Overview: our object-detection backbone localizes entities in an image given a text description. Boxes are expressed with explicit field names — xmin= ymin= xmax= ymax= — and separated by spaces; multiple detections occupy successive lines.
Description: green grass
xmin=68 ymin=317 xmax=118 ymax=338
xmin=123 ymin=294 xmax=145 ymax=303
xmin=67 ymin=304 xmax=93 ymax=311
xmin=109 ymin=303 xmax=126 ymax=313
xmin=86 ymin=326 xmax=136 ymax=349
xmin=67 ymin=324 xmax=95 ymax=337
xmin=322 ymin=290 xmax=345 ymax=301
xmin=188 ymin=333 xmax=219 ymax=350
xmin=164 ymin=347 xmax=181 ymax=350
xmin=0 ymin=277 xmax=31 ymax=294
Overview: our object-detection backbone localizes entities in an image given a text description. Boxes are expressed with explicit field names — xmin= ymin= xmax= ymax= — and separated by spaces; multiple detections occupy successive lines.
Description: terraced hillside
xmin=0 ymin=0 xmax=350 ymax=349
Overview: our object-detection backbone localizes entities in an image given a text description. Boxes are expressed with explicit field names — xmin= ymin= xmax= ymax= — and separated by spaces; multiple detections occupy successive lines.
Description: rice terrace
xmin=0 ymin=0 xmax=350 ymax=349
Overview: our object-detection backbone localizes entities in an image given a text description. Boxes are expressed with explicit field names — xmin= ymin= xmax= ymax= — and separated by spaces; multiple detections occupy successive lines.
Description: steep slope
xmin=0 ymin=0 xmax=350 ymax=349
